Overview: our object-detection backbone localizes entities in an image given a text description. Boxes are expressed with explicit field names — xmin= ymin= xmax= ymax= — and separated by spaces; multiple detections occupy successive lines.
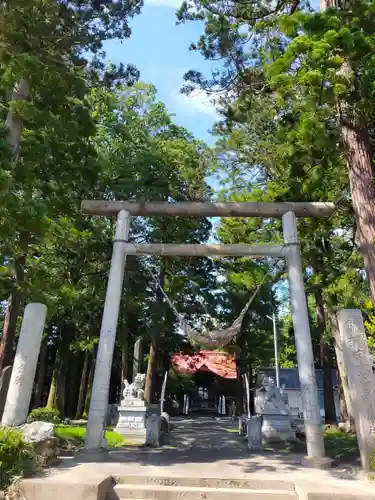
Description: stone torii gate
xmin=81 ymin=200 xmax=335 ymax=462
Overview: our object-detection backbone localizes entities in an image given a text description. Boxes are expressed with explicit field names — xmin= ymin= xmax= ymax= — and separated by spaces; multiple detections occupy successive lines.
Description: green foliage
xmin=323 ymin=427 xmax=359 ymax=461
xmin=279 ymin=314 xmax=297 ymax=368
xmin=0 ymin=0 xmax=227 ymax=418
xmin=6 ymin=0 xmax=375 ymax=423
xmin=54 ymin=426 xmax=130 ymax=448
xmin=27 ymin=407 xmax=61 ymax=424
xmin=0 ymin=427 xmax=36 ymax=489
xmin=180 ymin=0 xmax=374 ymax=325
xmin=167 ymin=368 xmax=196 ymax=396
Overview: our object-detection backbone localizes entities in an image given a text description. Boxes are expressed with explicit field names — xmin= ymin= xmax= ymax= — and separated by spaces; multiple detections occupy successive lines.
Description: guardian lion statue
xmin=122 ymin=373 xmax=146 ymax=400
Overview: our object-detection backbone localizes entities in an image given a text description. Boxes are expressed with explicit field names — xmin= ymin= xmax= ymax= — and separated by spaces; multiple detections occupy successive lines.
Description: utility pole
xmin=267 ymin=312 xmax=280 ymax=388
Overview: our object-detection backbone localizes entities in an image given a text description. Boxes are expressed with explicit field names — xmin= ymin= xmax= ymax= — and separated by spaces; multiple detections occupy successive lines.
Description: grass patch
xmin=235 ymin=421 xmax=360 ymax=463
xmin=224 ymin=427 xmax=238 ymax=434
xmin=323 ymin=427 xmax=359 ymax=462
xmin=55 ymin=426 xmax=134 ymax=448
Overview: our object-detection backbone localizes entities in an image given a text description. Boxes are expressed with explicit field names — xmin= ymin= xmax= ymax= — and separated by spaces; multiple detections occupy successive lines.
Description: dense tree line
xmin=176 ymin=0 xmax=375 ymax=424
xmin=0 ymin=0 xmax=219 ymax=418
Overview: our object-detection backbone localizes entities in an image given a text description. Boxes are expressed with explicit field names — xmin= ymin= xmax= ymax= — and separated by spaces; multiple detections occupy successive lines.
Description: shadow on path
xmin=53 ymin=417 xmax=359 ymax=482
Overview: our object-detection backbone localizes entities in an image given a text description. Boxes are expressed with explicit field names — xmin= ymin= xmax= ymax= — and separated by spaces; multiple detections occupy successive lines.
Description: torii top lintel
xmin=81 ymin=201 xmax=335 ymax=218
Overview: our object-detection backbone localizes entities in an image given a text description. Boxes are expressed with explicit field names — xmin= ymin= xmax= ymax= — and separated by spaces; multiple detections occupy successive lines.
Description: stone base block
xmin=120 ymin=429 xmax=147 ymax=445
xmin=160 ymin=412 xmax=170 ymax=433
xmin=247 ymin=416 xmax=263 ymax=451
xmin=115 ymin=403 xmax=147 ymax=444
xmin=76 ymin=447 xmax=109 ymax=462
xmin=301 ymin=456 xmax=333 ymax=469
xmin=146 ymin=415 xmax=161 ymax=447
xmin=148 ymin=404 xmax=161 ymax=416
xmin=261 ymin=413 xmax=296 ymax=443
xmin=238 ymin=415 xmax=249 ymax=436
xmin=18 ymin=473 xmax=113 ymax=500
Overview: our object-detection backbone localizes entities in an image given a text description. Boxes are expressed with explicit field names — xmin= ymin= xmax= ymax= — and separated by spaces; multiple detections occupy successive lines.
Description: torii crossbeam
xmin=81 ymin=200 xmax=335 ymax=217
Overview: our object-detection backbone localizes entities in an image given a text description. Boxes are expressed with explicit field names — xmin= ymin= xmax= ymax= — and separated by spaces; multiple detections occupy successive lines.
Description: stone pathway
xmin=104 ymin=417 xmax=351 ymax=478
xmin=18 ymin=417 xmax=375 ymax=500
xmin=116 ymin=416 xmax=253 ymax=464
xmin=56 ymin=416 xmax=352 ymax=478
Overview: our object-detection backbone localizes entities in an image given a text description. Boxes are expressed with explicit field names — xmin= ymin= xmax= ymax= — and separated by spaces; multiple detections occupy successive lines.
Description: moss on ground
xmin=54 ymin=426 xmax=135 ymax=448
xmin=323 ymin=427 xmax=359 ymax=461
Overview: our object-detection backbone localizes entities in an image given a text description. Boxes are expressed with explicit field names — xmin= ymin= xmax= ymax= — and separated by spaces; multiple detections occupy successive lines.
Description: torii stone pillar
xmin=282 ymin=212 xmax=326 ymax=460
xmin=84 ymin=210 xmax=131 ymax=451
xmin=337 ymin=309 xmax=375 ymax=470
xmin=2 ymin=303 xmax=47 ymax=426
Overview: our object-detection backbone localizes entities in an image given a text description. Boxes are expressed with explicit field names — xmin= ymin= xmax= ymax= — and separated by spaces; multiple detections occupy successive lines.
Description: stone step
xmin=111 ymin=484 xmax=297 ymax=500
xmin=114 ymin=475 xmax=295 ymax=492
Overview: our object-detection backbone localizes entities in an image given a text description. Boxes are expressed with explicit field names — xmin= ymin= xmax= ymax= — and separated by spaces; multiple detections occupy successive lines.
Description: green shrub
xmin=55 ymin=426 xmax=127 ymax=448
xmin=27 ymin=407 xmax=61 ymax=424
xmin=0 ymin=427 xmax=36 ymax=489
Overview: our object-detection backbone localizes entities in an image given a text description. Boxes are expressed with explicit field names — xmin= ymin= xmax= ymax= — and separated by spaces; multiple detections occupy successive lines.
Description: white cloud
xmin=146 ymin=0 xmax=182 ymax=7
xmin=145 ymin=66 xmax=221 ymax=120
xmin=172 ymin=88 xmax=220 ymax=119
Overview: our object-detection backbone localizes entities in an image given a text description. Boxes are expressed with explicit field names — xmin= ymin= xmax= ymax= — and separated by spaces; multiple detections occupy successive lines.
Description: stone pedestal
xmin=238 ymin=414 xmax=248 ymax=436
xmin=337 ymin=309 xmax=375 ymax=471
xmin=261 ymin=413 xmax=296 ymax=442
xmin=255 ymin=376 xmax=296 ymax=443
xmin=148 ymin=403 xmax=161 ymax=416
xmin=247 ymin=416 xmax=263 ymax=451
xmin=116 ymin=398 xmax=147 ymax=444
xmin=146 ymin=415 xmax=161 ymax=447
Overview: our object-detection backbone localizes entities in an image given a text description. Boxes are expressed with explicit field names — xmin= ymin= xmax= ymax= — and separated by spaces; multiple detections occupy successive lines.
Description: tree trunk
xmin=6 ymin=79 xmax=29 ymax=154
xmin=55 ymin=359 xmax=67 ymax=419
xmin=328 ymin=309 xmax=355 ymax=429
xmin=144 ymin=341 xmax=157 ymax=404
xmin=120 ymin=323 xmax=129 ymax=403
xmin=45 ymin=334 xmax=69 ymax=417
xmin=319 ymin=1 xmax=375 ymax=309
xmin=320 ymin=341 xmax=337 ymax=424
xmin=83 ymin=357 xmax=95 ymax=418
xmin=337 ymin=370 xmax=349 ymax=422
xmin=33 ymin=340 xmax=47 ymax=408
xmin=121 ymin=344 xmax=128 ymax=384
xmin=247 ymin=355 xmax=255 ymax=415
xmin=315 ymin=290 xmax=336 ymax=424
xmin=144 ymin=262 xmax=166 ymax=404
xmin=0 ymin=246 xmax=27 ymax=371
xmin=236 ymin=358 xmax=244 ymax=414
xmin=75 ymin=351 xmax=90 ymax=420
xmin=341 ymin=121 xmax=375 ymax=308
xmin=0 ymin=79 xmax=30 ymax=371
xmin=46 ymin=366 xmax=57 ymax=410
xmin=320 ymin=0 xmax=342 ymax=7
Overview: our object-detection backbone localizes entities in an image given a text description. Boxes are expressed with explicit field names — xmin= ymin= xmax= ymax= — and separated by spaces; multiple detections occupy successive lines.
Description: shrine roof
xmin=171 ymin=350 xmax=237 ymax=379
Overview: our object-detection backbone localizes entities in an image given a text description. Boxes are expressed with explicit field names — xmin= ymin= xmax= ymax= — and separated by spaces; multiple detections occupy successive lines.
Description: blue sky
xmin=102 ymin=0 xmax=219 ymax=145
xmin=102 ymin=0 xmax=321 ymax=147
